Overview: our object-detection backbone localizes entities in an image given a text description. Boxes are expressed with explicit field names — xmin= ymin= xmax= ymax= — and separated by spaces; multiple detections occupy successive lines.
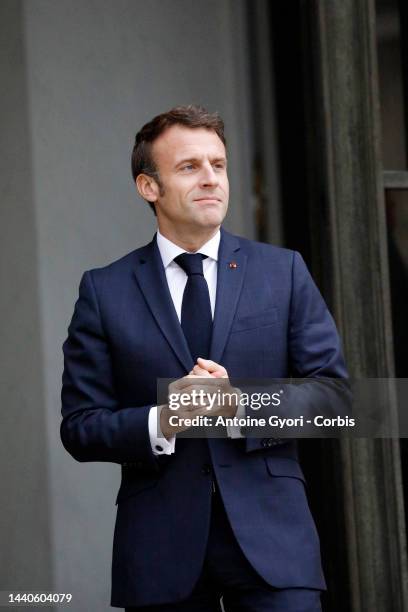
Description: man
xmin=61 ymin=105 xmax=347 ymax=611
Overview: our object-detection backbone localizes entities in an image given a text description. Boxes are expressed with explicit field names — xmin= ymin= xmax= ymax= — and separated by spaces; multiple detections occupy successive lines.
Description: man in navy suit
xmin=61 ymin=106 xmax=347 ymax=611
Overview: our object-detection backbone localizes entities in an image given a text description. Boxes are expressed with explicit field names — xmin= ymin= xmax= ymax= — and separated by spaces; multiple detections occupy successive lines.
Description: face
xmin=139 ymin=125 xmax=229 ymax=242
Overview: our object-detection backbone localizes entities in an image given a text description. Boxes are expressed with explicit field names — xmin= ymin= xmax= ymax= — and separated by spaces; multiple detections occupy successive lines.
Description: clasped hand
xmin=160 ymin=358 xmax=239 ymax=440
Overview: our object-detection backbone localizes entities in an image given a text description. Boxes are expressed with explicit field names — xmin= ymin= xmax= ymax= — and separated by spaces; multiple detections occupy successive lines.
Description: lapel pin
xmin=229 ymin=261 xmax=238 ymax=269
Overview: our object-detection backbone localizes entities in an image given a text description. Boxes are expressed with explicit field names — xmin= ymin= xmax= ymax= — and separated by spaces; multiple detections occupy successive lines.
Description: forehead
xmin=151 ymin=125 xmax=226 ymax=167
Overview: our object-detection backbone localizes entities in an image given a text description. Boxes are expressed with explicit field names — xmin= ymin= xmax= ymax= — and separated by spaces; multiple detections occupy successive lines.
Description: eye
xmin=180 ymin=164 xmax=195 ymax=172
xmin=213 ymin=162 xmax=226 ymax=171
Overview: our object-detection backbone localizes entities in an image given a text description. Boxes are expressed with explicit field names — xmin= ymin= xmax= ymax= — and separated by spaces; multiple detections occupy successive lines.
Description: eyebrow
xmin=174 ymin=156 xmax=227 ymax=169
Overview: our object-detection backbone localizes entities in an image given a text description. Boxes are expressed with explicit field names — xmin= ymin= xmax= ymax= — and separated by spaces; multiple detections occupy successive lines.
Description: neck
xmin=157 ymin=225 xmax=220 ymax=252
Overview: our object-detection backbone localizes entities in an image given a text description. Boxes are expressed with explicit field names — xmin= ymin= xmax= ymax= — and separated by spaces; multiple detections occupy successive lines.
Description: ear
xmin=136 ymin=173 xmax=160 ymax=202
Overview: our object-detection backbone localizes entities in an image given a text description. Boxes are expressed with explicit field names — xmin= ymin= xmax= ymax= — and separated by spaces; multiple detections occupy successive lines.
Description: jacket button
xmin=202 ymin=464 xmax=212 ymax=475
xmin=261 ymin=438 xmax=273 ymax=448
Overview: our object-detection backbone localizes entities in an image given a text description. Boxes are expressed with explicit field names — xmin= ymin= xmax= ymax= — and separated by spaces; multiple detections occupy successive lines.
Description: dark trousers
xmin=125 ymin=488 xmax=322 ymax=612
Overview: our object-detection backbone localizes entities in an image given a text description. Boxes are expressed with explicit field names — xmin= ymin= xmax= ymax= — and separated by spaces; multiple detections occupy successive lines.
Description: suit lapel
xmin=133 ymin=230 xmax=247 ymax=371
xmin=133 ymin=236 xmax=194 ymax=373
xmin=210 ymin=229 xmax=247 ymax=363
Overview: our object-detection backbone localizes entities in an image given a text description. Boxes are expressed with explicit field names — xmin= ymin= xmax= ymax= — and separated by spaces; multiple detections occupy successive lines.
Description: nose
xmin=199 ymin=163 xmax=219 ymax=188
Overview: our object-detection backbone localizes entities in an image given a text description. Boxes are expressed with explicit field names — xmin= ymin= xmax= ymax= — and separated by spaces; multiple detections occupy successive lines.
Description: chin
xmin=198 ymin=207 xmax=226 ymax=225
xmin=197 ymin=215 xmax=224 ymax=229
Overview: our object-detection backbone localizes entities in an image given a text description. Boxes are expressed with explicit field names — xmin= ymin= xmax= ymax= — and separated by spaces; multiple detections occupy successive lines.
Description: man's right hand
xmin=159 ymin=374 xmax=211 ymax=440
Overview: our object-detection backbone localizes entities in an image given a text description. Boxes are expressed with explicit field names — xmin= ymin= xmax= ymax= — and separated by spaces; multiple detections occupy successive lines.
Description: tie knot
xmin=174 ymin=253 xmax=206 ymax=276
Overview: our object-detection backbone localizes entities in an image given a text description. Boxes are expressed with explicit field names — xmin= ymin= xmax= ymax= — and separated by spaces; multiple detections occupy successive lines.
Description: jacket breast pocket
xmin=231 ymin=307 xmax=278 ymax=333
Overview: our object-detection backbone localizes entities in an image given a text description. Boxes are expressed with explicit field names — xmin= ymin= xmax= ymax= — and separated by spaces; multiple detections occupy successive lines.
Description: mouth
xmin=193 ymin=197 xmax=222 ymax=204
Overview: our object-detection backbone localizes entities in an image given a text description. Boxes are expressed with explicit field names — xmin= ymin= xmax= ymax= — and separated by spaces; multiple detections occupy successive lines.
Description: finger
xmin=170 ymin=383 xmax=211 ymax=399
xmin=192 ymin=365 xmax=212 ymax=376
xmin=196 ymin=357 xmax=227 ymax=376
xmin=175 ymin=374 xmax=203 ymax=389
xmin=211 ymin=370 xmax=228 ymax=378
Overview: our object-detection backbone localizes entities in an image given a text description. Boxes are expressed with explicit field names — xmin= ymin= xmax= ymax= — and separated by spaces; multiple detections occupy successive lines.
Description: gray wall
xmin=0 ymin=1 xmax=261 ymax=609
xmin=0 ymin=0 xmax=53 ymax=597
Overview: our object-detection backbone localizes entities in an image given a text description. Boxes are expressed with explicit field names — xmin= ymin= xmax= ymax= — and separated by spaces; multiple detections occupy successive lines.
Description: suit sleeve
xmin=288 ymin=251 xmax=347 ymax=378
xmin=61 ymin=271 xmax=159 ymax=471
xmin=245 ymin=251 xmax=350 ymax=452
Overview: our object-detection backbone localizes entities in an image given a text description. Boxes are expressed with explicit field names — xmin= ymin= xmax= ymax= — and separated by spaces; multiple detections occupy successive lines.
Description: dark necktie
xmin=174 ymin=253 xmax=213 ymax=363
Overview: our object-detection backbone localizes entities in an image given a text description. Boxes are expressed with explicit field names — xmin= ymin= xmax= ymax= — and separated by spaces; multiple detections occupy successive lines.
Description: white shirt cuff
xmin=226 ymin=390 xmax=245 ymax=439
xmin=148 ymin=405 xmax=176 ymax=455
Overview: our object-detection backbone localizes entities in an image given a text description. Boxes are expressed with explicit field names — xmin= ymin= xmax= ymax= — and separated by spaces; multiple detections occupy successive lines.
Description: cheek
xmin=183 ymin=182 xmax=199 ymax=201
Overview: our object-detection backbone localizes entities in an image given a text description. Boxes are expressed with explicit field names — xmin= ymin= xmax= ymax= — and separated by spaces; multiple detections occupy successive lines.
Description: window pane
xmin=376 ymin=0 xmax=407 ymax=170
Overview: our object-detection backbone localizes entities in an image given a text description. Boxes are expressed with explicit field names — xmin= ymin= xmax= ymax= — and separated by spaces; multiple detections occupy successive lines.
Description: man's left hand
xmin=188 ymin=358 xmax=239 ymax=418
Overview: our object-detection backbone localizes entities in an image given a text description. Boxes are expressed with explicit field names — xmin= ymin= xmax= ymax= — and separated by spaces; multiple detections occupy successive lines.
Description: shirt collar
xmin=156 ymin=229 xmax=220 ymax=269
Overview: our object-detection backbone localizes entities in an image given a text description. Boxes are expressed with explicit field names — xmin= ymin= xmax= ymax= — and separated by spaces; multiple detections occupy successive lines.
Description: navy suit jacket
xmin=61 ymin=229 xmax=347 ymax=608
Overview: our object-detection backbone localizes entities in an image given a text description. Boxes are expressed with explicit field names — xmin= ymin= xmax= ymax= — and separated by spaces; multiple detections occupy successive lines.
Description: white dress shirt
xmin=148 ymin=229 xmax=243 ymax=455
